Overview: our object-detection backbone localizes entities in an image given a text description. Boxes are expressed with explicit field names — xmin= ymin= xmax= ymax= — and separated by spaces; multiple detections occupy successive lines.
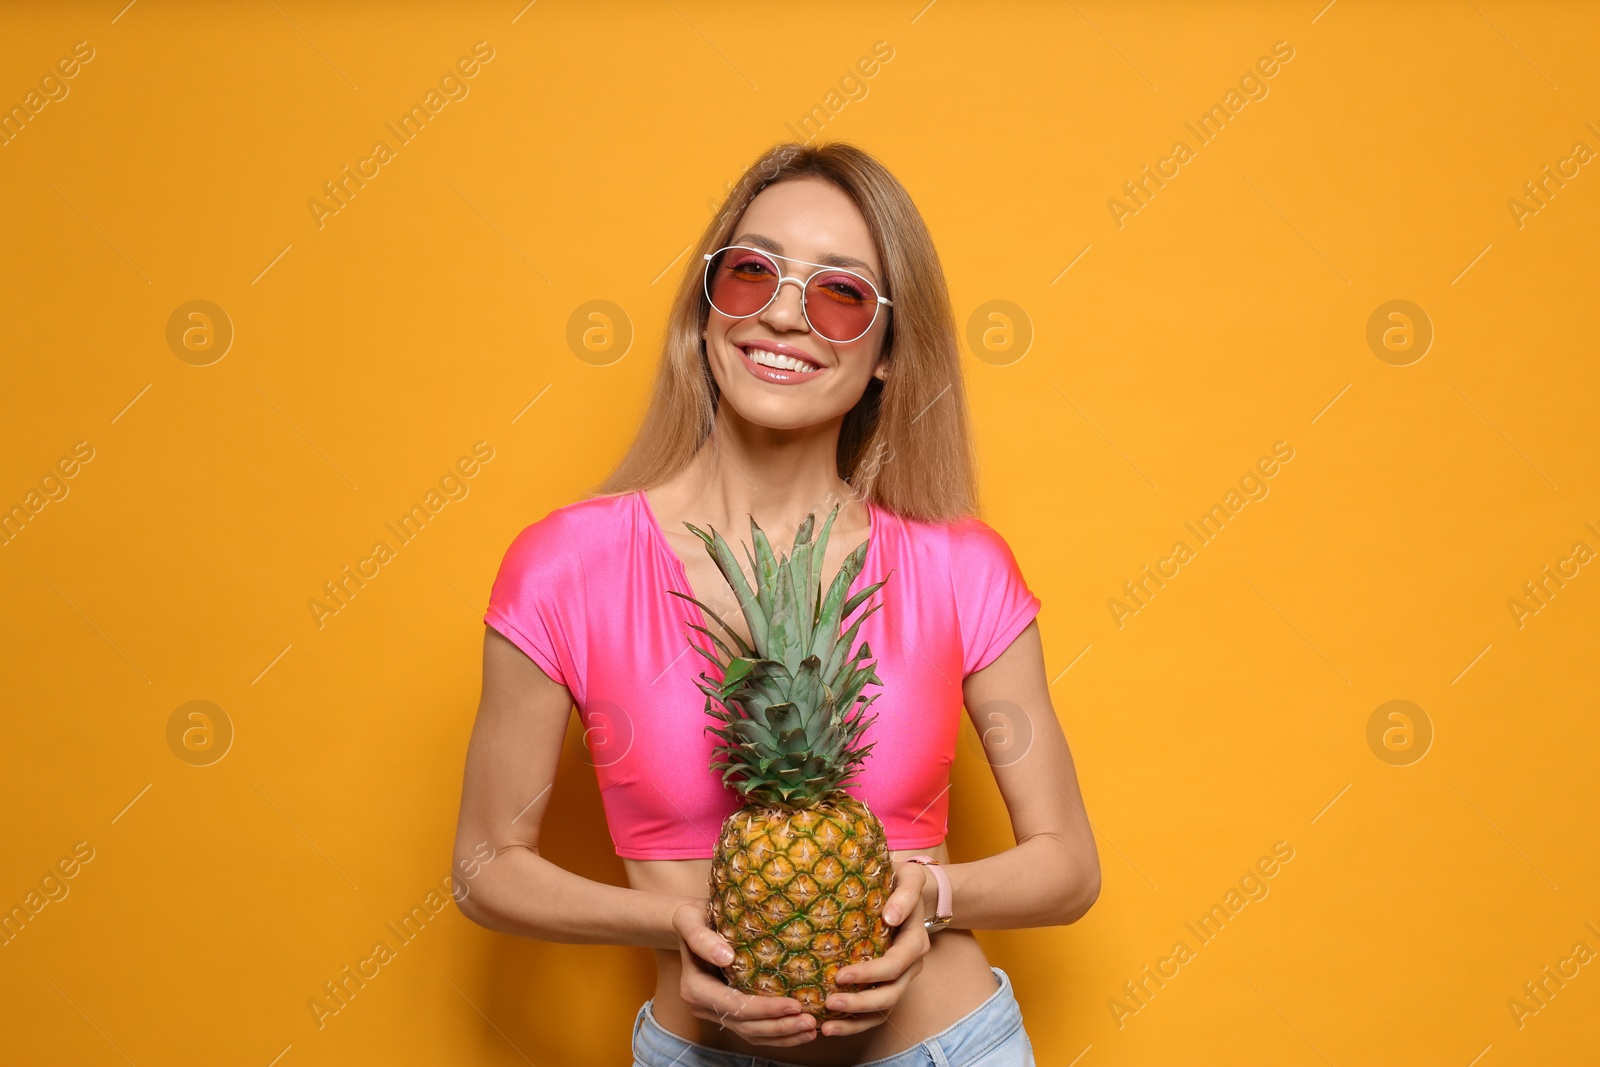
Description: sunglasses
xmin=702 ymin=245 xmax=892 ymax=344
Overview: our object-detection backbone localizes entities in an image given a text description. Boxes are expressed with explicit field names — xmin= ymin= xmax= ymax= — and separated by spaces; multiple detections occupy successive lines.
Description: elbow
xmin=451 ymin=847 xmax=515 ymax=933
xmin=1045 ymin=851 xmax=1101 ymax=927
xmin=452 ymin=869 xmax=496 ymax=930
xmin=456 ymin=877 xmax=524 ymax=936
xmin=1059 ymin=863 xmax=1101 ymax=925
xmin=452 ymin=842 xmax=556 ymax=938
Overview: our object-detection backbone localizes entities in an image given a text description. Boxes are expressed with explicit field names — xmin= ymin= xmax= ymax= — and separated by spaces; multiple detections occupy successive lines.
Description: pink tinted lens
xmin=706 ymin=249 xmax=882 ymax=341
xmin=707 ymin=249 xmax=781 ymax=318
xmin=804 ymin=270 xmax=878 ymax=341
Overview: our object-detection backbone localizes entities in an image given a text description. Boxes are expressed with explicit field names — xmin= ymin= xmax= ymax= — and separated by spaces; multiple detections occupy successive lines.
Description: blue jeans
xmin=631 ymin=966 xmax=1034 ymax=1067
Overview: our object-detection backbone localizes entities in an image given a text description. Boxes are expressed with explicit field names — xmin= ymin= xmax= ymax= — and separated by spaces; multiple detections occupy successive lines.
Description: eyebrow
xmin=730 ymin=232 xmax=881 ymax=281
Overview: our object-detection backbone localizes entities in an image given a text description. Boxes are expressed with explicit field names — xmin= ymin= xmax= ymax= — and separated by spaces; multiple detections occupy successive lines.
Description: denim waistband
xmin=631 ymin=966 xmax=1026 ymax=1067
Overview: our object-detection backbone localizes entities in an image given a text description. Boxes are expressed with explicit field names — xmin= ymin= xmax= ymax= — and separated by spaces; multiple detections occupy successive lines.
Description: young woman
xmin=453 ymin=142 xmax=1099 ymax=1067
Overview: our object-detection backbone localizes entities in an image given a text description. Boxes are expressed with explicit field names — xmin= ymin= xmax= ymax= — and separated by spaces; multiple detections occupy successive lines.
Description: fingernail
xmin=826 ymin=997 xmax=844 ymax=1010
xmin=718 ymin=948 xmax=734 ymax=964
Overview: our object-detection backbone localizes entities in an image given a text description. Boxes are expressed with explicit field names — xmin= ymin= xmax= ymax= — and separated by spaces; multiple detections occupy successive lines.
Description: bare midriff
xmin=624 ymin=843 xmax=1002 ymax=1065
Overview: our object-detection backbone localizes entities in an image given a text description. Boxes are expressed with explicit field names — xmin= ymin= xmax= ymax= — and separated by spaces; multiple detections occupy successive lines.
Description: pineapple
xmin=671 ymin=503 xmax=894 ymax=1019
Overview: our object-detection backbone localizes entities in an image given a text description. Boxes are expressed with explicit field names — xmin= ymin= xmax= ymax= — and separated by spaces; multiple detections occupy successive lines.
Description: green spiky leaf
xmin=680 ymin=502 xmax=890 ymax=807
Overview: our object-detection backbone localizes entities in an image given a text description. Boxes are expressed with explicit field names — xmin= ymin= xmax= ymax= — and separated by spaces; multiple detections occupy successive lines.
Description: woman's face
xmin=702 ymin=177 xmax=890 ymax=433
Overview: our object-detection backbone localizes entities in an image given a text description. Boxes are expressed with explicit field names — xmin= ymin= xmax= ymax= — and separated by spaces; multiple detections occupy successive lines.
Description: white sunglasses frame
xmin=702 ymin=244 xmax=893 ymax=344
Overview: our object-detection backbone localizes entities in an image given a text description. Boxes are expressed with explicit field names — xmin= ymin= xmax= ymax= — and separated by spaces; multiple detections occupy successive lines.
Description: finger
xmin=834 ymin=927 xmax=929 ymax=987
xmin=826 ymin=959 xmax=923 ymax=1017
xmin=746 ymin=1029 xmax=820 ymax=1048
xmin=682 ymin=923 xmax=736 ymax=968
xmin=670 ymin=902 xmax=738 ymax=969
xmin=694 ymin=996 xmax=818 ymax=1044
xmin=682 ymin=969 xmax=808 ymax=1022
xmin=721 ymin=1011 xmax=819 ymax=1042
xmin=819 ymin=1011 xmax=889 ymax=1038
xmin=701 ymin=998 xmax=817 ymax=1037
xmin=676 ymin=937 xmax=723 ymax=986
xmin=882 ymin=864 xmax=926 ymax=926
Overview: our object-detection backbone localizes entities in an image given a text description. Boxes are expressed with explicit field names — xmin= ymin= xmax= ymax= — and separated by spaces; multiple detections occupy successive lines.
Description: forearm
xmin=457 ymin=844 xmax=696 ymax=950
xmin=943 ymin=832 xmax=1099 ymax=929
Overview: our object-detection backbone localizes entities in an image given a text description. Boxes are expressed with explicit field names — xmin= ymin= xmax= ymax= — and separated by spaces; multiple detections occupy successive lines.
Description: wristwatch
xmin=905 ymin=856 xmax=953 ymax=933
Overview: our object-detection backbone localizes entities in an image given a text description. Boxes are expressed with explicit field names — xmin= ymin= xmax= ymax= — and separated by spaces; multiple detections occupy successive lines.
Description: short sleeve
xmin=484 ymin=509 xmax=582 ymax=689
xmin=949 ymin=518 xmax=1041 ymax=676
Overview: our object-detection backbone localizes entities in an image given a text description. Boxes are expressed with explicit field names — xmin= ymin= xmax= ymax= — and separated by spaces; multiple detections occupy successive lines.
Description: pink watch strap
xmin=907 ymin=855 xmax=952 ymax=927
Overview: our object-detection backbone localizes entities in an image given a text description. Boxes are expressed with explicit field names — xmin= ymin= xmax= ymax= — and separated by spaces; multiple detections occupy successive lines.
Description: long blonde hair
xmin=593 ymin=141 xmax=979 ymax=523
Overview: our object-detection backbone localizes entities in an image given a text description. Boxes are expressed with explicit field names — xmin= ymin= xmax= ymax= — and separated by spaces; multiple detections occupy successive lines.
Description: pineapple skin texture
xmin=707 ymin=794 xmax=894 ymax=1019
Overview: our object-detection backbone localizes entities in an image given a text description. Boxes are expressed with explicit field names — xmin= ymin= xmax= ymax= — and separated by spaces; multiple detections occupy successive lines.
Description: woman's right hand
xmin=671 ymin=900 xmax=819 ymax=1047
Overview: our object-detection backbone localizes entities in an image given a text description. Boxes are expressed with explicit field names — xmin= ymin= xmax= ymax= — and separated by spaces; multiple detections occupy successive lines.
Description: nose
xmin=759 ymin=275 xmax=810 ymax=334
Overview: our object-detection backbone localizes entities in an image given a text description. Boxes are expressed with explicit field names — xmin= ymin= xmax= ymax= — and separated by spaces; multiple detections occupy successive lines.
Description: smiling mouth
xmin=740 ymin=344 xmax=822 ymax=374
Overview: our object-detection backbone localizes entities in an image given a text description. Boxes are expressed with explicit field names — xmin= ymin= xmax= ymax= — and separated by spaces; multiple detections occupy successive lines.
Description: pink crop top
xmin=483 ymin=489 xmax=1041 ymax=860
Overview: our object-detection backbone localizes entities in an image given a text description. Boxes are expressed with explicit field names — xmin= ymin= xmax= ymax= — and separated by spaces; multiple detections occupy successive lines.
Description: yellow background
xmin=3 ymin=1 xmax=1597 ymax=1064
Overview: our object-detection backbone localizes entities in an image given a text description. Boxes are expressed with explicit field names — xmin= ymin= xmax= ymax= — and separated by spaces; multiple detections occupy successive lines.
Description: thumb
xmin=884 ymin=862 xmax=926 ymax=926
xmin=691 ymin=926 xmax=736 ymax=967
xmin=675 ymin=904 xmax=736 ymax=967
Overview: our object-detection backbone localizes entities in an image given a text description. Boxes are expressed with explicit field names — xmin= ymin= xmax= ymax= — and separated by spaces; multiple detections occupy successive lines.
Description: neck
xmin=672 ymin=403 xmax=867 ymax=543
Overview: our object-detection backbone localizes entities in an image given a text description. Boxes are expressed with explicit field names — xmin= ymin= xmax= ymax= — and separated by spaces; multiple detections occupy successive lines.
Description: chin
xmin=722 ymin=393 xmax=830 ymax=432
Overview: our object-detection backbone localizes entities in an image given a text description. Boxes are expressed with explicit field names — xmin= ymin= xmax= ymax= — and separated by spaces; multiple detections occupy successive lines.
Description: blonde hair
xmin=592 ymin=141 xmax=979 ymax=523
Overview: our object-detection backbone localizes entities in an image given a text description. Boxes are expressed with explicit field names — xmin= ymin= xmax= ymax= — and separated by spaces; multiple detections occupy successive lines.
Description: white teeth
xmin=745 ymin=346 xmax=815 ymax=373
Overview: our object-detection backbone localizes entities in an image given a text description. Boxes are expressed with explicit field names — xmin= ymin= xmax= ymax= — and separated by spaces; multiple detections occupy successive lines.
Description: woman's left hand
xmin=819 ymin=859 xmax=937 ymax=1037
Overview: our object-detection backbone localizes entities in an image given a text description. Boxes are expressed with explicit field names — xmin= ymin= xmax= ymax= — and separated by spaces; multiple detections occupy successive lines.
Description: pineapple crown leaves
xmin=668 ymin=503 xmax=891 ymax=808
